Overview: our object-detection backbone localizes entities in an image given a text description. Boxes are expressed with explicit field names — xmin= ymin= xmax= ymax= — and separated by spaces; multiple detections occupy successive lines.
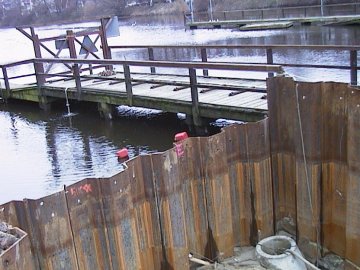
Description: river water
xmin=0 ymin=15 xmax=359 ymax=204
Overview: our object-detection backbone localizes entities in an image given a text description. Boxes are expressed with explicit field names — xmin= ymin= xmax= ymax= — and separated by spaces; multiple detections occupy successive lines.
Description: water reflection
xmin=0 ymin=101 xmax=191 ymax=204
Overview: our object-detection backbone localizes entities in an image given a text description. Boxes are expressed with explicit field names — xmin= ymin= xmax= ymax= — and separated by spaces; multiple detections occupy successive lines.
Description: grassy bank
xmin=123 ymin=0 xmax=188 ymax=17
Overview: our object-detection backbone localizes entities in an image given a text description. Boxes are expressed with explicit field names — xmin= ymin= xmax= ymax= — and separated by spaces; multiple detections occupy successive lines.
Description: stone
xmin=0 ymin=222 xmax=20 ymax=255
xmin=0 ymin=222 xmax=9 ymax=233
xmin=318 ymin=253 xmax=345 ymax=270
xmin=0 ymin=231 xmax=18 ymax=252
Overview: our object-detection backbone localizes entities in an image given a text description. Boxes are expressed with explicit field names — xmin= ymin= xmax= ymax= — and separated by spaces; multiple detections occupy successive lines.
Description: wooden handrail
xmin=109 ymin=44 xmax=360 ymax=51
xmin=33 ymin=58 xmax=284 ymax=73
xmin=185 ymin=2 xmax=360 ymax=16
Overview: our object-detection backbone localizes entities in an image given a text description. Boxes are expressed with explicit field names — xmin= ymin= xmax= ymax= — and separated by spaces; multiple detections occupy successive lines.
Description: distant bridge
xmin=185 ymin=2 xmax=360 ymax=29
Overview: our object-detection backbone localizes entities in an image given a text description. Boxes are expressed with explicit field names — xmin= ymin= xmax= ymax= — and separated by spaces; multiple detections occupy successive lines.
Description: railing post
xmin=100 ymin=17 xmax=113 ymax=71
xmin=67 ymin=30 xmax=82 ymax=99
xmin=30 ymin=28 xmax=46 ymax=86
xmin=148 ymin=47 xmax=156 ymax=74
xmin=123 ymin=64 xmax=133 ymax=106
xmin=304 ymin=7 xmax=307 ymax=17
xmin=266 ymin=48 xmax=274 ymax=78
xmin=261 ymin=9 xmax=264 ymax=19
xmin=201 ymin=48 xmax=209 ymax=77
xmin=189 ymin=68 xmax=201 ymax=126
xmin=1 ymin=67 xmax=10 ymax=102
xmin=350 ymin=50 xmax=358 ymax=85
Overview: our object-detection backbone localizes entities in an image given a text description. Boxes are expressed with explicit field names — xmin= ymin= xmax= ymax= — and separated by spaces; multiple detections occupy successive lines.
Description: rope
xmin=295 ymin=83 xmax=320 ymax=266
xmin=0 ymin=81 xmax=3 ymax=100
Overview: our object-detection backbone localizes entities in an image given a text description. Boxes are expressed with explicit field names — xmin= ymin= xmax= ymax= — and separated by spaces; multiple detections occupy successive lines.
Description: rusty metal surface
xmin=1 ymin=79 xmax=360 ymax=269
xmin=321 ymin=82 xmax=349 ymax=258
xmin=151 ymin=149 xmax=189 ymax=269
xmin=100 ymin=169 xmax=142 ymax=269
xmin=65 ymin=178 xmax=112 ymax=270
xmin=346 ymin=85 xmax=360 ymax=266
xmin=200 ymin=132 xmax=234 ymax=260
xmin=128 ymin=155 xmax=163 ymax=270
xmin=178 ymin=137 xmax=208 ymax=255
xmin=246 ymin=120 xmax=274 ymax=241
xmin=267 ymin=76 xmax=298 ymax=226
xmin=25 ymin=190 xmax=79 ymax=270
xmin=224 ymin=121 xmax=274 ymax=247
xmin=225 ymin=124 xmax=252 ymax=246
xmin=268 ymin=77 xmax=360 ymax=266
xmin=294 ymin=82 xmax=322 ymax=256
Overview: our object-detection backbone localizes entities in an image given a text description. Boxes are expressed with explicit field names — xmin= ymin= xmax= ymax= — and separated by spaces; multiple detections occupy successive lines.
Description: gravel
xmin=0 ymin=222 xmax=20 ymax=256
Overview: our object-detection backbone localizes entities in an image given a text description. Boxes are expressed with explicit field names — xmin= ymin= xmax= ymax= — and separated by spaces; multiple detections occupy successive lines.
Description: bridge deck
xmin=49 ymin=73 xmax=267 ymax=109
xmin=9 ymin=72 xmax=268 ymax=121
xmin=187 ymin=14 xmax=360 ymax=29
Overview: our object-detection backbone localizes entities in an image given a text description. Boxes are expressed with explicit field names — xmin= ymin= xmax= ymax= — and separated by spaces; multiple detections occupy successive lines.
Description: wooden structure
xmin=108 ymin=44 xmax=359 ymax=86
xmin=0 ymin=57 xmax=282 ymax=124
xmin=1 ymin=77 xmax=360 ymax=269
xmin=185 ymin=2 xmax=360 ymax=29
xmin=1 ymin=43 xmax=359 ymax=125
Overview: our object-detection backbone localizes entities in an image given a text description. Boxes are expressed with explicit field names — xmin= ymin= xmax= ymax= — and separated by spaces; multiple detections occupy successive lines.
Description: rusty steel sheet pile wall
xmin=0 ymin=122 xmax=273 ymax=270
xmin=268 ymin=76 xmax=360 ymax=268
xmin=1 ymin=77 xmax=359 ymax=269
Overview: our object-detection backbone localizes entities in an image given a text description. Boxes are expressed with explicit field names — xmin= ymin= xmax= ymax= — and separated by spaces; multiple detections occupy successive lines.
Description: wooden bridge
xmin=1 ymin=58 xmax=280 ymax=125
xmin=0 ymin=31 xmax=359 ymax=126
xmin=185 ymin=2 xmax=360 ymax=29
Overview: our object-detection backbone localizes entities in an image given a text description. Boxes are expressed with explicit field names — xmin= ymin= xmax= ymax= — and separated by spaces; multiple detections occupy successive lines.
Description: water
xmin=0 ymin=15 xmax=359 ymax=204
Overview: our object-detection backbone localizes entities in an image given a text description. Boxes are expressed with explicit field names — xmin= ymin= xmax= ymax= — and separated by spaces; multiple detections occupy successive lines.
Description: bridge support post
xmin=189 ymin=68 xmax=202 ymax=126
xmin=67 ymin=30 xmax=82 ymax=99
xmin=185 ymin=114 xmax=210 ymax=135
xmin=350 ymin=50 xmax=358 ymax=85
xmin=39 ymin=95 xmax=52 ymax=111
xmin=148 ymin=48 xmax=156 ymax=74
xmin=1 ymin=66 xmax=10 ymax=102
xmin=123 ymin=64 xmax=133 ymax=106
xmin=98 ymin=102 xmax=115 ymax=120
xmin=100 ymin=17 xmax=113 ymax=71
xmin=201 ymin=48 xmax=209 ymax=77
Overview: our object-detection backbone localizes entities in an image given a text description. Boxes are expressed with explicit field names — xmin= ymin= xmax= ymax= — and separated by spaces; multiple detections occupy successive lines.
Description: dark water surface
xmin=0 ymin=15 xmax=359 ymax=204
xmin=0 ymin=101 xmax=192 ymax=203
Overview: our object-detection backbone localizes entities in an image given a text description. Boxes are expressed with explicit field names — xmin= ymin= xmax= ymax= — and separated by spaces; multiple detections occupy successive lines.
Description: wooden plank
xmin=239 ymin=21 xmax=293 ymax=31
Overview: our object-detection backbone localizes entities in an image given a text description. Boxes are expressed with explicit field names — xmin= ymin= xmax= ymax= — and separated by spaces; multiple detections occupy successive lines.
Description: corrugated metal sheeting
xmin=0 ymin=77 xmax=359 ymax=269
xmin=268 ymin=77 xmax=360 ymax=268
xmin=0 ymin=122 xmax=274 ymax=270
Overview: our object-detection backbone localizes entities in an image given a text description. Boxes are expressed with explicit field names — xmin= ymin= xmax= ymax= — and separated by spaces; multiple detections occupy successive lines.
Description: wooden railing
xmin=0 ymin=58 xmax=283 ymax=113
xmin=185 ymin=2 xmax=360 ymax=22
xmin=109 ymin=44 xmax=360 ymax=85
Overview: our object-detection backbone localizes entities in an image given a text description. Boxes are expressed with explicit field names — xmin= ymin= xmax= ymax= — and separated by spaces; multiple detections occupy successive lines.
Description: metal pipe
xmin=190 ymin=0 xmax=194 ymax=22
xmin=64 ymin=87 xmax=71 ymax=116
xmin=209 ymin=0 xmax=214 ymax=21
xmin=286 ymin=249 xmax=321 ymax=270
xmin=188 ymin=254 xmax=211 ymax=266
xmin=321 ymin=0 xmax=324 ymax=16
